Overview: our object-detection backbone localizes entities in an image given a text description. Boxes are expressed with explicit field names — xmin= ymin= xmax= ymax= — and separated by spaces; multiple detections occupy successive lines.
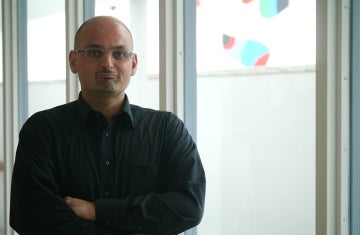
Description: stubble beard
xmin=95 ymin=74 xmax=121 ymax=95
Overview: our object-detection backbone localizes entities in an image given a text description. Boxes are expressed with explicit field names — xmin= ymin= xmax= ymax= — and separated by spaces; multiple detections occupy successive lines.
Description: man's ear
xmin=69 ymin=50 xmax=78 ymax=74
xmin=131 ymin=53 xmax=138 ymax=76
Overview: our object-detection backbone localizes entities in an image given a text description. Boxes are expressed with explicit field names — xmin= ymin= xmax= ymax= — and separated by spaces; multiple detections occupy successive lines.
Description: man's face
xmin=69 ymin=18 xmax=137 ymax=100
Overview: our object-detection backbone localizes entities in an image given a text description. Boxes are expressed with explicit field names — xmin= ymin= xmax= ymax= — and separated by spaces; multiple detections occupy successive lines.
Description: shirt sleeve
xmin=10 ymin=114 xmax=127 ymax=235
xmin=95 ymin=113 xmax=206 ymax=235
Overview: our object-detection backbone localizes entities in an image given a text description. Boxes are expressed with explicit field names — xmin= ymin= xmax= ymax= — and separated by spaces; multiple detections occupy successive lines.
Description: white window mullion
xmin=316 ymin=0 xmax=349 ymax=234
xmin=2 ymin=0 xmax=19 ymax=234
xmin=350 ymin=0 xmax=360 ymax=234
xmin=65 ymin=0 xmax=83 ymax=103
xmin=339 ymin=0 xmax=350 ymax=234
xmin=159 ymin=1 xmax=196 ymax=235
xmin=159 ymin=0 xmax=184 ymax=118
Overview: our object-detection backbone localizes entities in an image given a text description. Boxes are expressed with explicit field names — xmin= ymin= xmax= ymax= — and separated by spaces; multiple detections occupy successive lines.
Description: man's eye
xmin=112 ymin=51 xmax=127 ymax=59
xmin=86 ymin=49 xmax=103 ymax=58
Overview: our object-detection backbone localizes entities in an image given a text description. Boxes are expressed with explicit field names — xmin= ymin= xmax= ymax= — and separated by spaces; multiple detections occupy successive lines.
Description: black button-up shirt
xmin=10 ymin=94 xmax=206 ymax=235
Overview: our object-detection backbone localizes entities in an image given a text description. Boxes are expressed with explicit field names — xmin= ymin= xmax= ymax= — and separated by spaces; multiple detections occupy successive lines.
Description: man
xmin=10 ymin=16 xmax=206 ymax=235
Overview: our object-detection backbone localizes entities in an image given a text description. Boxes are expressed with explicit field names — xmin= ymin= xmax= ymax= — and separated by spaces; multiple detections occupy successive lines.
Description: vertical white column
xmin=2 ymin=0 xmax=18 ymax=234
xmin=350 ymin=0 xmax=360 ymax=234
xmin=65 ymin=0 xmax=83 ymax=103
xmin=159 ymin=1 xmax=192 ymax=234
xmin=339 ymin=1 xmax=350 ymax=234
xmin=316 ymin=0 xmax=349 ymax=234
xmin=159 ymin=0 xmax=184 ymax=118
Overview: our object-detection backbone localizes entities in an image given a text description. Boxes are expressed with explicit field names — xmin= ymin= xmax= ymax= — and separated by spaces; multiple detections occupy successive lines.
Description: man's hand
xmin=64 ymin=196 xmax=96 ymax=221
xmin=65 ymin=197 xmax=146 ymax=234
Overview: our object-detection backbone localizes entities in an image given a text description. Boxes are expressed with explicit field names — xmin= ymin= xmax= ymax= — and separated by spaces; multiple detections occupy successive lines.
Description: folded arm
xmin=10 ymin=140 xmax=128 ymax=235
xmin=93 ymin=114 xmax=206 ymax=235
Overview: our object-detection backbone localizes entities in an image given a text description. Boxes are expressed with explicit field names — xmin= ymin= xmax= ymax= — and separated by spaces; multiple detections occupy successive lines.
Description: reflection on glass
xmin=27 ymin=0 xmax=66 ymax=116
xmin=196 ymin=1 xmax=315 ymax=234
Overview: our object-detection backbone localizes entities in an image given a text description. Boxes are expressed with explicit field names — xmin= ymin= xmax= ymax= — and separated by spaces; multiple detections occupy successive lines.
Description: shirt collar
xmin=75 ymin=92 xmax=135 ymax=129
xmin=115 ymin=95 xmax=135 ymax=129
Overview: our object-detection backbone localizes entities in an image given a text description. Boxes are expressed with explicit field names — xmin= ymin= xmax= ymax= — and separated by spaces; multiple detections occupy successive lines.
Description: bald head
xmin=74 ymin=16 xmax=133 ymax=49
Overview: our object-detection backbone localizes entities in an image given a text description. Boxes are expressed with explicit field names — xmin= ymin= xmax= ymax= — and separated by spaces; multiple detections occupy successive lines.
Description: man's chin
xmin=96 ymin=88 xmax=116 ymax=95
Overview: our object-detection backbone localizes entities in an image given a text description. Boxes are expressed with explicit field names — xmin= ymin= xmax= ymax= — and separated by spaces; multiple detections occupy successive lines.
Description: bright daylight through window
xmin=196 ymin=0 xmax=315 ymax=234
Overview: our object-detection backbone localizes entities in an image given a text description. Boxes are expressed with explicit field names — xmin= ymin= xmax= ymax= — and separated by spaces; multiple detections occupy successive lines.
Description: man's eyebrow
xmin=83 ymin=44 xmax=102 ymax=48
xmin=113 ymin=45 xmax=128 ymax=50
xmin=80 ymin=45 xmax=130 ymax=50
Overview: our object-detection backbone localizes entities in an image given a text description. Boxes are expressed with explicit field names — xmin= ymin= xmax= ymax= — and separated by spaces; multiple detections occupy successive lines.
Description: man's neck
xmin=82 ymin=92 xmax=125 ymax=122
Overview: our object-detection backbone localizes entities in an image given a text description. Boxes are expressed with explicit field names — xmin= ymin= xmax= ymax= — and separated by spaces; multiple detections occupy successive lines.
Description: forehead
xmin=76 ymin=19 xmax=132 ymax=48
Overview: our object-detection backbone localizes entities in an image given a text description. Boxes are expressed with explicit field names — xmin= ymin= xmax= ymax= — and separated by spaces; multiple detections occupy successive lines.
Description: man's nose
xmin=101 ymin=51 xmax=114 ymax=68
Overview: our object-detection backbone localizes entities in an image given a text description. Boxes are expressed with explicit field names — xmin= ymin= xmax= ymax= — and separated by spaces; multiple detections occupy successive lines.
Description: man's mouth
xmin=97 ymin=72 xmax=118 ymax=79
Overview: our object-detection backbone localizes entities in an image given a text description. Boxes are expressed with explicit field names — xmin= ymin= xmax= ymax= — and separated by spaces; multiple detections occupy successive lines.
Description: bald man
xmin=10 ymin=16 xmax=205 ymax=235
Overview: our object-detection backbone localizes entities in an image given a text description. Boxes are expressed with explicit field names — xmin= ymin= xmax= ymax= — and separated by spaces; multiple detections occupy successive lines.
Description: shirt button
xmin=104 ymin=191 xmax=110 ymax=197
xmin=105 ymin=132 xmax=109 ymax=137
xmin=105 ymin=160 xmax=110 ymax=166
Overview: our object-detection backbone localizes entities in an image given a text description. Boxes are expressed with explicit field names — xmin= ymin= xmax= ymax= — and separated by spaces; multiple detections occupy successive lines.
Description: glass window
xmin=196 ymin=1 xmax=315 ymax=234
xmin=27 ymin=0 xmax=66 ymax=116
xmin=95 ymin=0 xmax=159 ymax=109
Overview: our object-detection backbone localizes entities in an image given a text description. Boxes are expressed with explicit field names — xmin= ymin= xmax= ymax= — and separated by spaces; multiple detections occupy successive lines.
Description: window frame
xmin=350 ymin=0 xmax=360 ymax=234
xmin=316 ymin=0 xmax=350 ymax=234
